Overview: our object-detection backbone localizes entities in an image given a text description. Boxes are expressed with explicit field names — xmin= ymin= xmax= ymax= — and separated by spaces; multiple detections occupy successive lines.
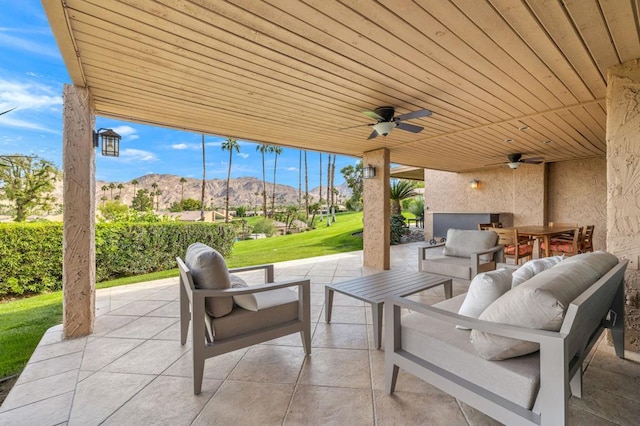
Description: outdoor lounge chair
xmin=177 ymin=243 xmax=311 ymax=394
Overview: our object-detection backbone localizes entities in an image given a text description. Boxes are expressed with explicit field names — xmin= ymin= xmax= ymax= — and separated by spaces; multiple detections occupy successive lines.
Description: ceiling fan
xmin=342 ymin=106 xmax=432 ymax=139
xmin=502 ymin=153 xmax=544 ymax=169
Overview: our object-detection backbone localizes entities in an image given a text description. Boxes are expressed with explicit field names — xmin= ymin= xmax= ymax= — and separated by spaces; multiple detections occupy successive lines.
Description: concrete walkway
xmin=1 ymin=242 xmax=639 ymax=425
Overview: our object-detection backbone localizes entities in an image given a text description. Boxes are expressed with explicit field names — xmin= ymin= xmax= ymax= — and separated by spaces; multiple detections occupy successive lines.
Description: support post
xmin=62 ymin=84 xmax=96 ymax=338
xmin=362 ymin=148 xmax=390 ymax=269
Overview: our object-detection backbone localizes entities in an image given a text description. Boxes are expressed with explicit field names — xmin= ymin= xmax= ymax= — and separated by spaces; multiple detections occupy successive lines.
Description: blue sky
xmin=0 ymin=0 xmax=358 ymax=187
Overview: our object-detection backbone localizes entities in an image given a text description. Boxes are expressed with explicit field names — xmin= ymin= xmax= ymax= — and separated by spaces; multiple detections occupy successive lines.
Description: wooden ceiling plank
xmin=523 ymin=0 xmax=607 ymax=98
xmin=563 ymin=0 xmax=621 ymax=77
xmin=532 ymin=114 xmax=603 ymax=157
xmin=555 ymin=109 xmax=606 ymax=152
xmin=598 ymin=0 xmax=640 ymax=63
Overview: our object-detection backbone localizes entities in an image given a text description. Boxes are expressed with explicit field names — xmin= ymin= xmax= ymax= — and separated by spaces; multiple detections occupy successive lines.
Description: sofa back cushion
xmin=443 ymin=229 xmax=498 ymax=259
xmin=470 ymin=251 xmax=618 ymax=360
xmin=511 ymin=256 xmax=564 ymax=287
xmin=457 ymin=268 xmax=513 ymax=329
xmin=185 ymin=243 xmax=233 ymax=318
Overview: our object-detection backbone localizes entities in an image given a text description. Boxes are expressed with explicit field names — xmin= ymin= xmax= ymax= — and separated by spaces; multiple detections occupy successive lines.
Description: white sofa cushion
xmin=456 ymin=268 xmax=512 ymax=329
xmin=231 ymin=274 xmax=298 ymax=311
xmin=511 ymin=256 xmax=564 ymax=287
xmin=401 ymin=294 xmax=541 ymax=409
xmin=185 ymin=243 xmax=233 ymax=318
xmin=442 ymin=229 xmax=498 ymax=259
xmin=470 ymin=252 xmax=618 ymax=360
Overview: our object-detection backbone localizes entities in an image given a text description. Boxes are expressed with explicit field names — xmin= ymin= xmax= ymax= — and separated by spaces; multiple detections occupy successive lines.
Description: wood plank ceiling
xmin=43 ymin=0 xmax=640 ymax=172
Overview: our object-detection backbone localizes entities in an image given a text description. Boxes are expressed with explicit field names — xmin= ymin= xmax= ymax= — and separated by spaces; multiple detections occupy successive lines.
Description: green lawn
xmin=0 ymin=211 xmax=364 ymax=378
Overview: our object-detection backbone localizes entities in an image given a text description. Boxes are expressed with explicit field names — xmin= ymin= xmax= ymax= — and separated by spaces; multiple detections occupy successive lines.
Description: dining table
xmin=507 ymin=225 xmax=577 ymax=258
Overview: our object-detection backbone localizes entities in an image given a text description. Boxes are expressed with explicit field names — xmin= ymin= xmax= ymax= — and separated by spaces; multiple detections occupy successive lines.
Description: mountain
xmin=53 ymin=174 xmax=352 ymax=210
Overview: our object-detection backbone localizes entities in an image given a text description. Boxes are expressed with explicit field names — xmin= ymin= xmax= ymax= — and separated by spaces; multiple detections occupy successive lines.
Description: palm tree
xmin=221 ymin=138 xmax=240 ymax=223
xmin=155 ymin=189 xmax=162 ymax=210
xmin=179 ymin=177 xmax=187 ymax=202
xmin=390 ymin=179 xmax=418 ymax=215
xmin=271 ymin=146 xmax=283 ymax=216
xmin=117 ymin=183 xmax=124 ymax=200
xmin=101 ymin=185 xmax=108 ymax=199
xmin=108 ymin=182 xmax=115 ymax=200
xmin=131 ymin=179 xmax=139 ymax=199
xmin=201 ymin=134 xmax=206 ymax=221
xmin=256 ymin=144 xmax=271 ymax=216
xmin=151 ymin=182 xmax=158 ymax=210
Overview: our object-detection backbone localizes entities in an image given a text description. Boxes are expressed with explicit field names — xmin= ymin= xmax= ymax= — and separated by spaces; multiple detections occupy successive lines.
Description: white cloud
xmin=0 ymin=32 xmax=60 ymax=60
xmin=111 ymin=125 xmax=138 ymax=140
xmin=0 ymin=79 xmax=61 ymax=111
xmin=129 ymin=135 xmax=139 ymax=141
xmin=117 ymin=148 xmax=158 ymax=163
xmin=0 ymin=116 xmax=58 ymax=133
xmin=286 ymin=167 xmax=298 ymax=172
xmin=238 ymin=153 xmax=249 ymax=159
xmin=171 ymin=143 xmax=189 ymax=150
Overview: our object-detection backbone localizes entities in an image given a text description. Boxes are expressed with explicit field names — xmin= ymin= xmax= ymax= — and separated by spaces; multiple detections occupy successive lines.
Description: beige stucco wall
xmin=422 ymin=164 xmax=545 ymax=240
xmin=547 ymin=157 xmax=607 ymax=251
xmin=362 ymin=149 xmax=390 ymax=269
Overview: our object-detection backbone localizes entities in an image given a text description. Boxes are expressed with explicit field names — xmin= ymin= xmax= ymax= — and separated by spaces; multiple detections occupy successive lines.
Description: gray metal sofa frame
xmin=177 ymin=257 xmax=311 ymax=394
xmin=386 ymin=259 xmax=628 ymax=425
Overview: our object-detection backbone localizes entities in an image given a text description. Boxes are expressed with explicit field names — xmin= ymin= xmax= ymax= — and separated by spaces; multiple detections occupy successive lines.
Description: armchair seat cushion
xmin=209 ymin=301 xmax=299 ymax=340
xmin=231 ymin=276 xmax=299 ymax=311
xmin=420 ymin=255 xmax=475 ymax=280
xmin=401 ymin=295 xmax=540 ymax=410
xmin=185 ymin=243 xmax=233 ymax=318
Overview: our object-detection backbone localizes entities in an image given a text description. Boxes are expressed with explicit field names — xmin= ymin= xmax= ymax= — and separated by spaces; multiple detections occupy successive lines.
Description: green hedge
xmin=0 ymin=222 xmax=236 ymax=297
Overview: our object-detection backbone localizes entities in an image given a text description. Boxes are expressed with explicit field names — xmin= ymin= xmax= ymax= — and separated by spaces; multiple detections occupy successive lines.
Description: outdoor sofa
xmin=386 ymin=251 xmax=627 ymax=425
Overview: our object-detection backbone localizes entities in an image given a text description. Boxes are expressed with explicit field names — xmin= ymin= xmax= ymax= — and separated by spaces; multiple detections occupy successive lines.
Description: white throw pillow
xmin=231 ymin=275 xmax=298 ymax=311
xmin=456 ymin=268 xmax=512 ymax=329
xmin=511 ymin=256 xmax=564 ymax=287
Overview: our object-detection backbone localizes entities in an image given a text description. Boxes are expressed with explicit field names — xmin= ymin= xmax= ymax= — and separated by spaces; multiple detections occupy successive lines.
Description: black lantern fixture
xmin=93 ymin=128 xmax=121 ymax=157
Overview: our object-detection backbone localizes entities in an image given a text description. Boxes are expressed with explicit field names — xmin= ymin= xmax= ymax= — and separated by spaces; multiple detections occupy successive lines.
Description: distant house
xmin=165 ymin=210 xmax=232 ymax=222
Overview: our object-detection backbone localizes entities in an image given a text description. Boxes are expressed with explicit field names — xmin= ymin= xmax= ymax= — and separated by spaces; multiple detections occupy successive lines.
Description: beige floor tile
xmin=38 ymin=329 xmax=63 ymax=346
xmin=151 ymin=320 xmax=182 ymax=340
xmin=107 ymin=299 xmax=171 ymax=316
xmin=1 ymin=370 xmax=77 ymax=412
xmin=569 ymin=383 xmax=640 ymax=425
xmin=103 ymin=376 xmax=220 ymax=426
xmin=146 ymin=300 xmax=180 ymax=317
xmin=68 ymin=371 xmax=154 ymax=425
xmin=312 ymin=323 xmax=368 ymax=349
xmin=143 ymin=287 xmax=179 ymax=301
xmin=105 ymin=316 xmax=177 ymax=339
xmin=28 ymin=337 xmax=86 ymax=363
xmin=17 ymin=352 xmax=82 ymax=385
xmin=457 ymin=401 xmax=502 ymax=426
xmin=92 ymin=314 xmax=139 ymax=336
xmin=331 ymin=292 xmax=365 ymax=306
xmin=324 ymin=305 xmax=366 ymax=324
xmin=285 ymin=385 xmax=373 ymax=425
xmin=582 ymin=365 xmax=640 ymax=402
xmin=589 ymin=343 xmax=640 ymax=381
xmin=162 ymin=348 xmax=247 ymax=380
xmin=374 ymin=390 xmax=467 ymax=426
xmin=193 ymin=380 xmax=294 ymax=426
xmin=80 ymin=337 xmax=145 ymax=371
xmin=102 ymin=339 xmax=188 ymax=375
xmin=298 ymin=347 xmax=371 ymax=389
xmin=369 ymin=351 xmax=449 ymax=395
xmin=228 ymin=345 xmax=306 ymax=384
xmin=0 ymin=391 xmax=73 ymax=426
xmin=307 ymin=275 xmax=333 ymax=284
xmin=568 ymin=405 xmax=618 ymax=425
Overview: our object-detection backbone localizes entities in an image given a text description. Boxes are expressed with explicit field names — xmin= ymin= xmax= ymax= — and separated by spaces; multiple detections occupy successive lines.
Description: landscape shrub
xmin=390 ymin=214 xmax=409 ymax=245
xmin=251 ymin=217 xmax=276 ymax=236
xmin=0 ymin=222 xmax=236 ymax=297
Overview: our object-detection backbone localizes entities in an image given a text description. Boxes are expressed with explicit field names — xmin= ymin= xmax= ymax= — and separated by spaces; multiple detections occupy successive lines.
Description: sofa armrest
xmin=470 ymin=245 xmax=503 ymax=276
xmin=229 ymin=264 xmax=275 ymax=283
xmin=192 ymin=279 xmax=309 ymax=297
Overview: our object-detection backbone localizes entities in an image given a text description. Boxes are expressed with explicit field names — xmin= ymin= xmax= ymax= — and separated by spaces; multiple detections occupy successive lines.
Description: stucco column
xmin=362 ymin=148 xmax=390 ymax=269
xmin=62 ymin=84 xmax=96 ymax=338
xmin=606 ymin=59 xmax=640 ymax=352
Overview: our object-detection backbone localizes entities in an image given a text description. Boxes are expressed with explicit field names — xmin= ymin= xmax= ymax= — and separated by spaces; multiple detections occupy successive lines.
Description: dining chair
xmin=478 ymin=223 xmax=493 ymax=230
xmin=492 ymin=227 xmax=535 ymax=264
xmin=539 ymin=227 xmax=582 ymax=257
xmin=581 ymin=225 xmax=595 ymax=253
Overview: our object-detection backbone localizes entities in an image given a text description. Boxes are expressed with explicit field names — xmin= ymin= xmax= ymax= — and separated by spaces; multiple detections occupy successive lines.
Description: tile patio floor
xmin=1 ymin=242 xmax=639 ymax=425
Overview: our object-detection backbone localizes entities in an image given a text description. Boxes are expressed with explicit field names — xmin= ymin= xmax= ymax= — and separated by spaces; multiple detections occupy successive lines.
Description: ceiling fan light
xmin=373 ymin=121 xmax=396 ymax=136
xmin=507 ymin=162 xmax=520 ymax=169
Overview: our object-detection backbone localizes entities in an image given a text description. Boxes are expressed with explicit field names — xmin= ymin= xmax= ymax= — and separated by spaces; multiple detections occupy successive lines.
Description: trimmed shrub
xmin=390 ymin=214 xmax=409 ymax=245
xmin=0 ymin=222 xmax=236 ymax=297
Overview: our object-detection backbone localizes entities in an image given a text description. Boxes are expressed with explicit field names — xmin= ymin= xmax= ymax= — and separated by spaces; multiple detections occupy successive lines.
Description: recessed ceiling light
xmin=505 ymin=138 xmax=514 ymax=143
xmin=542 ymin=140 xmax=552 ymax=144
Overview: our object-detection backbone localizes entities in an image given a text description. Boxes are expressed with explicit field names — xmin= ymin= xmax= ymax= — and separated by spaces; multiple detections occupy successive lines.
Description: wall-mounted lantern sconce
xmin=93 ymin=128 xmax=121 ymax=157
xmin=363 ymin=165 xmax=376 ymax=179
xmin=470 ymin=179 xmax=479 ymax=189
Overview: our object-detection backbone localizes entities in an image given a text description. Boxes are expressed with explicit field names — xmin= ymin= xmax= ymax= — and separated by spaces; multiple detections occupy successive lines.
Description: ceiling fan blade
xmin=367 ymin=129 xmax=379 ymax=140
xmin=362 ymin=110 xmax=384 ymax=121
xmin=395 ymin=109 xmax=432 ymax=121
xmin=523 ymin=157 xmax=544 ymax=164
xmin=396 ymin=122 xmax=424 ymax=133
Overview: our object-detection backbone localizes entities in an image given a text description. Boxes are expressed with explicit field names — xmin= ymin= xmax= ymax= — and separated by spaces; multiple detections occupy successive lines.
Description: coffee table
xmin=325 ymin=270 xmax=452 ymax=349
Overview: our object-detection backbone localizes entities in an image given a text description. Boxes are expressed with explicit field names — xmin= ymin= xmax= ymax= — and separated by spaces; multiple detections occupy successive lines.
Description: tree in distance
xmin=130 ymin=188 xmax=153 ymax=211
xmin=0 ymin=155 xmax=60 ymax=221
xmin=169 ymin=198 xmax=202 ymax=212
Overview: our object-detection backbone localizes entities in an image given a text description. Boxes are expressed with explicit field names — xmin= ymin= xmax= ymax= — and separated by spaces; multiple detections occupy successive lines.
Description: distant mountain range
xmin=52 ymin=174 xmax=352 ymax=210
